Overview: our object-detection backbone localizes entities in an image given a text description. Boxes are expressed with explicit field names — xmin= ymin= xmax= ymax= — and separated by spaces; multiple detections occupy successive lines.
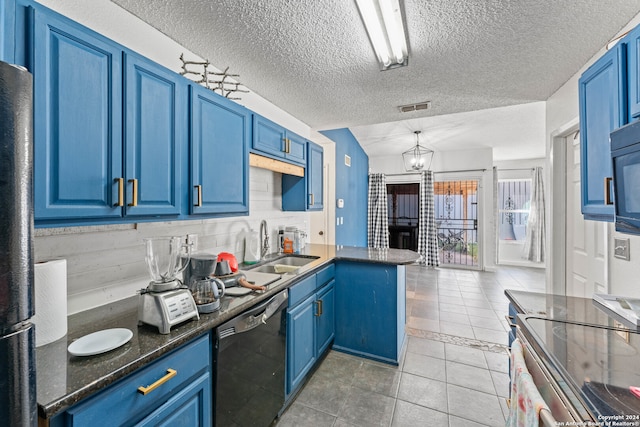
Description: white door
xmin=565 ymin=137 xmax=608 ymax=297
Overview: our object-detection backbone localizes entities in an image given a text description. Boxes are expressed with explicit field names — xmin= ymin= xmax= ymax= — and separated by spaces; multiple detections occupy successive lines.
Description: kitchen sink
xmin=249 ymin=255 xmax=319 ymax=274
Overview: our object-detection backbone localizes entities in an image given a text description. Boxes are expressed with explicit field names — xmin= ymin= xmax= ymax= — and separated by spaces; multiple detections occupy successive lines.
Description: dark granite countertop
xmin=36 ymin=244 xmax=419 ymax=419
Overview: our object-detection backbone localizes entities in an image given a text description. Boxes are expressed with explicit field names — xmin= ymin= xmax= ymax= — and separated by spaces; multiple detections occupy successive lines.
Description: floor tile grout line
xmin=406 ymin=328 xmax=508 ymax=354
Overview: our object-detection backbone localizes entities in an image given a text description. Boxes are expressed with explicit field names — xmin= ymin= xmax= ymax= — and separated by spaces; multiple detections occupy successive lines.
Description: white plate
xmin=68 ymin=328 xmax=133 ymax=356
xmin=225 ymin=287 xmax=252 ymax=296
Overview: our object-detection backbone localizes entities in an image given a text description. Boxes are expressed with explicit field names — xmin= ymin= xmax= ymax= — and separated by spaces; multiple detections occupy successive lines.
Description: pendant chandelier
xmin=402 ymin=130 xmax=434 ymax=171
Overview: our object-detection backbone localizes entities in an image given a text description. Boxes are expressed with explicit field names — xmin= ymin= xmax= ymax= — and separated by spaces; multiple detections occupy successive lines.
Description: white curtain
xmin=367 ymin=173 xmax=389 ymax=248
xmin=418 ymin=171 xmax=440 ymax=266
xmin=523 ymin=167 xmax=545 ymax=262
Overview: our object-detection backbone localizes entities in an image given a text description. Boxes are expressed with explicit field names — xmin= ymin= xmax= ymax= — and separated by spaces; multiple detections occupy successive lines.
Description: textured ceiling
xmin=112 ymin=0 xmax=640 ymax=160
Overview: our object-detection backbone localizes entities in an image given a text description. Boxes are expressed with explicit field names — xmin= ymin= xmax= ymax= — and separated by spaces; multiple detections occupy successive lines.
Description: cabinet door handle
xmin=315 ymin=299 xmax=323 ymax=316
xmin=194 ymin=185 xmax=202 ymax=207
xmin=128 ymin=179 xmax=138 ymax=207
xmin=137 ymin=368 xmax=177 ymax=395
xmin=604 ymin=177 xmax=614 ymax=205
xmin=309 ymin=193 xmax=314 ymax=206
xmin=114 ymin=178 xmax=124 ymax=207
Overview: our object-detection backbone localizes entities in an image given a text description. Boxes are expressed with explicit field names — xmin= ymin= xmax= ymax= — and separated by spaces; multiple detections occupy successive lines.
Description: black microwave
xmin=610 ymin=120 xmax=640 ymax=235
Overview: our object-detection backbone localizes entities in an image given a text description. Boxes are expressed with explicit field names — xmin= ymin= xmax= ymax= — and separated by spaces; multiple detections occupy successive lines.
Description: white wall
xmin=32 ymin=0 xmax=334 ymax=313
xmin=36 ymin=168 xmax=311 ymax=314
xmin=369 ymin=148 xmax=496 ymax=271
xmin=546 ymin=13 xmax=640 ymax=297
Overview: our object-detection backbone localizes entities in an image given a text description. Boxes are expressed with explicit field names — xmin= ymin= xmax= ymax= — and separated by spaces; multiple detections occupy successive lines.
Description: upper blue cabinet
xmin=190 ymin=84 xmax=250 ymax=215
xmin=19 ymin=1 xmax=251 ymax=226
xmin=578 ymin=42 xmax=626 ymax=222
xmin=252 ymin=114 xmax=306 ymax=166
xmin=282 ymin=141 xmax=324 ymax=211
xmin=32 ymin=7 xmax=124 ymax=221
xmin=31 ymin=6 xmax=186 ymax=225
xmin=307 ymin=142 xmax=324 ymax=210
xmin=627 ymin=26 xmax=640 ymax=122
xmin=124 ymin=53 xmax=186 ymax=218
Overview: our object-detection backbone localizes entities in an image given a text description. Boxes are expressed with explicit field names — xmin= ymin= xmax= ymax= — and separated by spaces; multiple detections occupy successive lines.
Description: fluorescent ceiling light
xmin=355 ymin=0 xmax=408 ymax=70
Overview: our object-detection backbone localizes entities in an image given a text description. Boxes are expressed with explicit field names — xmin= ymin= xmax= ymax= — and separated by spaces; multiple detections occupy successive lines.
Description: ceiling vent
xmin=398 ymin=101 xmax=431 ymax=113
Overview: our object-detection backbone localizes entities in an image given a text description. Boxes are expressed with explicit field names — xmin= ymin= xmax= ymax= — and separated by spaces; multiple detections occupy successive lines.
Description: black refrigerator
xmin=0 ymin=60 xmax=37 ymax=425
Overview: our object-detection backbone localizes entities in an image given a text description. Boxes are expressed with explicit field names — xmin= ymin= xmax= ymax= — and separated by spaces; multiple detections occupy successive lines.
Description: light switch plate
xmin=614 ymin=237 xmax=630 ymax=260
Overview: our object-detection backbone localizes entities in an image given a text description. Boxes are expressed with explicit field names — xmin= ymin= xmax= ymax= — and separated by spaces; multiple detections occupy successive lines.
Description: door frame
xmin=433 ymin=172 xmax=484 ymax=270
xmin=548 ymin=118 xmax=576 ymax=295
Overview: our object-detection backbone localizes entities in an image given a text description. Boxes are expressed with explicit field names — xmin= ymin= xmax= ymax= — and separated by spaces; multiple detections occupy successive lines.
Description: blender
xmin=138 ymin=236 xmax=199 ymax=334
xmin=183 ymin=253 xmax=226 ymax=313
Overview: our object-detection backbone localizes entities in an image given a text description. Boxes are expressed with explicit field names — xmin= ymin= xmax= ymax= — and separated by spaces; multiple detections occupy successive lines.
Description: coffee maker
xmin=183 ymin=253 xmax=226 ymax=313
xmin=138 ymin=236 xmax=199 ymax=334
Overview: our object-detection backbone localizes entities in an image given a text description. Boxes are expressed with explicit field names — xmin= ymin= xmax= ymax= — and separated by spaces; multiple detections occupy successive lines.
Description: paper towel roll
xmin=33 ymin=259 xmax=68 ymax=347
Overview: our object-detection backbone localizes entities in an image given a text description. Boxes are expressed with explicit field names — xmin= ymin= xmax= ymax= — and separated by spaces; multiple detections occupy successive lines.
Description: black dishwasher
xmin=214 ymin=290 xmax=288 ymax=427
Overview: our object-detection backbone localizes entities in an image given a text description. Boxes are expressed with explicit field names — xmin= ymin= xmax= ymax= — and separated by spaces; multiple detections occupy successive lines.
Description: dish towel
xmin=507 ymin=338 xmax=551 ymax=427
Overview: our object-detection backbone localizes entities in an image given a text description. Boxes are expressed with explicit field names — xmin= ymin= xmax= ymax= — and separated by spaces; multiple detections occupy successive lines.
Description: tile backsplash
xmin=34 ymin=167 xmax=310 ymax=314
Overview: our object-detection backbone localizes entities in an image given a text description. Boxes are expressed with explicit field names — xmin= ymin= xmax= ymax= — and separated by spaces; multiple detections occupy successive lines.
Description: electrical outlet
xmin=186 ymin=234 xmax=198 ymax=252
xmin=614 ymin=238 xmax=630 ymax=261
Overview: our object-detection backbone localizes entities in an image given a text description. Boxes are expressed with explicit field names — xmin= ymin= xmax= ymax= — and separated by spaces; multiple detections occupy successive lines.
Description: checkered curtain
xmin=523 ymin=167 xmax=545 ymax=262
xmin=367 ymin=173 xmax=389 ymax=248
xmin=418 ymin=170 xmax=440 ymax=266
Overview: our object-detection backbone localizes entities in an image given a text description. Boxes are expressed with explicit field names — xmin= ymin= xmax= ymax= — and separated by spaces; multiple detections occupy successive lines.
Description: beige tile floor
xmin=277 ymin=264 xmax=545 ymax=427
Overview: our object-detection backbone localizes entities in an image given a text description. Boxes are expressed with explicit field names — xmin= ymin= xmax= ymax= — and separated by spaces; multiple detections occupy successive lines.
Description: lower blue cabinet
xmin=316 ymin=281 xmax=335 ymax=356
xmin=286 ymin=293 xmax=317 ymax=394
xmin=52 ymin=334 xmax=212 ymax=427
xmin=333 ymin=261 xmax=406 ymax=365
xmin=286 ymin=266 xmax=335 ymax=395
xmin=136 ymin=372 xmax=211 ymax=427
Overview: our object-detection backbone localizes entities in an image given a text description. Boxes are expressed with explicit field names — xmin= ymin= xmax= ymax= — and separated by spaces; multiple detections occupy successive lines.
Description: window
xmin=498 ymin=179 xmax=531 ymax=241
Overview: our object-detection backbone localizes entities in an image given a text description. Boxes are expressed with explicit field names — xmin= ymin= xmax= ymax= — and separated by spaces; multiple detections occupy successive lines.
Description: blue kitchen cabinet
xmin=31 ymin=6 xmax=187 ymax=224
xmin=282 ymin=141 xmax=324 ymax=211
xmin=308 ymin=141 xmax=324 ymax=210
xmin=252 ymin=114 xmax=306 ymax=166
xmin=136 ymin=373 xmax=211 ymax=426
xmin=32 ymin=7 xmax=123 ymax=221
xmin=190 ymin=84 xmax=250 ymax=215
xmin=123 ymin=53 xmax=186 ymax=217
xmin=286 ymin=292 xmax=317 ymax=394
xmin=284 ymin=129 xmax=307 ymax=165
xmin=628 ymin=26 xmax=640 ymax=122
xmin=316 ymin=280 xmax=335 ymax=356
xmin=1 ymin=0 xmax=15 ymax=63
xmin=51 ymin=333 xmax=212 ymax=427
xmin=578 ymin=42 xmax=626 ymax=221
xmin=333 ymin=261 xmax=406 ymax=365
xmin=286 ymin=264 xmax=335 ymax=395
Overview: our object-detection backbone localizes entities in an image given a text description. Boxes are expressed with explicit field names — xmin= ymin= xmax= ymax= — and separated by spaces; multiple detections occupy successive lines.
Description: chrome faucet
xmin=260 ymin=220 xmax=270 ymax=258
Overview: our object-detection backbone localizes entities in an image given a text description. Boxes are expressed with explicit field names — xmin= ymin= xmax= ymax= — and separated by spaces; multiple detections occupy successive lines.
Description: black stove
xmin=523 ymin=316 xmax=640 ymax=420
